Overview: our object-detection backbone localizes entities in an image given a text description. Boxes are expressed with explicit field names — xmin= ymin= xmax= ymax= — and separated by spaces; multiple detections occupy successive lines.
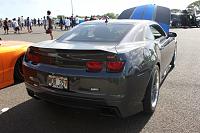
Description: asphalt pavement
xmin=0 ymin=27 xmax=200 ymax=133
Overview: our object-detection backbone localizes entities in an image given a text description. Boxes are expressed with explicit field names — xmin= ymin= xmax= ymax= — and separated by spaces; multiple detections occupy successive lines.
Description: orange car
xmin=0 ymin=40 xmax=31 ymax=89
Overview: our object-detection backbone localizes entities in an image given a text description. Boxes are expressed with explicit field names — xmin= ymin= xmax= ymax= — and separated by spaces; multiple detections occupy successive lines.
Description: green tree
xmin=103 ymin=13 xmax=118 ymax=19
xmin=187 ymin=0 xmax=200 ymax=9
xmin=171 ymin=9 xmax=181 ymax=13
xmin=57 ymin=15 xmax=65 ymax=19
xmin=187 ymin=0 xmax=200 ymax=13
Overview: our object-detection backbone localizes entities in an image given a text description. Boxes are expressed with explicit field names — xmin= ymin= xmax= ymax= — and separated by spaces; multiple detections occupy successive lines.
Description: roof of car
xmin=82 ymin=19 xmax=157 ymax=25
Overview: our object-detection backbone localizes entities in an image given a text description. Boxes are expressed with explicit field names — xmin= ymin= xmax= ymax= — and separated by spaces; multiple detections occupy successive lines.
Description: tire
xmin=170 ymin=50 xmax=177 ymax=68
xmin=143 ymin=65 xmax=160 ymax=115
xmin=14 ymin=56 xmax=24 ymax=83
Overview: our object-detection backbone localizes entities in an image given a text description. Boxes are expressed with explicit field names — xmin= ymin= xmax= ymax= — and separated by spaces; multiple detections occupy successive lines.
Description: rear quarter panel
xmin=116 ymin=41 xmax=158 ymax=102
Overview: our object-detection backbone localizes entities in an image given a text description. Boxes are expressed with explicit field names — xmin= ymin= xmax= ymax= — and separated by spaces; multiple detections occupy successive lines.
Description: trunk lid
xmin=27 ymin=41 xmax=119 ymax=69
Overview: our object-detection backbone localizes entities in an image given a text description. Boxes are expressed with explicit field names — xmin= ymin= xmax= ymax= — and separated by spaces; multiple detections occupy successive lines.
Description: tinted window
xmin=57 ymin=24 xmax=134 ymax=42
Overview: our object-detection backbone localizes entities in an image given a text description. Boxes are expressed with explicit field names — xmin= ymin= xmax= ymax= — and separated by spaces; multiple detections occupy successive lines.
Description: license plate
xmin=47 ymin=75 xmax=68 ymax=89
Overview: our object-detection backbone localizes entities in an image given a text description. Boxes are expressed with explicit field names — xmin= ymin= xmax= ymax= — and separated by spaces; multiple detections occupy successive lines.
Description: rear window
xmin=57 ymin=23 xmax=134 ymax=42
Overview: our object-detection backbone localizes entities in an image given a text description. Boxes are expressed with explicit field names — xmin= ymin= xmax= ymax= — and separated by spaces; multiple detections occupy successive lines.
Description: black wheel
xmin=14 ymin=56 xmax=24 ymax=82
xmin=170 ymin=50 xmax=177 ymax=68
xmin=143 ymin=65 xmax=160 ymax=114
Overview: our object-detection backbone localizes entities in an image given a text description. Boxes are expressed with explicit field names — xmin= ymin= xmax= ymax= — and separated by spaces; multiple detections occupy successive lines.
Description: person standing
xmin=37 ymin=18 xmax=40 ymax=26
xmin=13 ymin=18 xmax=20 ymax=34
xmin=0 ymin=19 xmax=2 ymax=28
xmin=3 ymin=18 xmax=9 ymax=34
xmin=30 ymin=19 xmax=33 ymax=32
xmin=26 ymin=17 xmax=31 ymax=33
xmin=59 ymin=17 xmax=63 ymax=30
xmin=70 ymin=16 xmax=75 ymax=28
xmin=17 ymin=17 xmax=22 ymax=31
xmin=75 ymin=15 xmax=79 ymax=25
xmin=43 ymin=16 xmax=47 ymax=30
xmin=65 ymin=17 xmax=70 ymax=30
xmin=47 ymin=10 xmax=53 ymax=40
xmin=33 ymin=18 xmax=37 ymax=26
xmin=20 ymin=16 xmax=24 ymax=29
xmin=40 ymin=18 xmax=43 ymax=26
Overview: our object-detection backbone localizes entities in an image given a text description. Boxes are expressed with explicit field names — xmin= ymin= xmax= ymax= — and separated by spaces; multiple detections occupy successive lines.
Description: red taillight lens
xmin=86 ymin=61 xmax=103 ymax=72
xmin=26 ymin=49 xmax=40 ymax=64
xmin=106 ymin=61 xmax=125 ymax=72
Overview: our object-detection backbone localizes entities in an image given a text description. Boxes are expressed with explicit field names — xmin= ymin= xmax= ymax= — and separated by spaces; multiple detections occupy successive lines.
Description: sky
xmin=0 ymin=0 xmax=197 ymax=19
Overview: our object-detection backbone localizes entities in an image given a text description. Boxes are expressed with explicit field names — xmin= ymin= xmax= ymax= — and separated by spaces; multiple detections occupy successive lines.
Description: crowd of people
xmin=0 ymin=10 xmax=54 ymax=39
xmin=0 ymin=16 xmax=49 ymax=34
xmin=0 ymin=11 xmax=109 ymax=40
xmin=56 ymin=15 xmax=99 ymax=30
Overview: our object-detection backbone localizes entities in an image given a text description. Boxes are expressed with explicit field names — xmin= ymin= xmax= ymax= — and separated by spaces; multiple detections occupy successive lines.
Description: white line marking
xmin=1 ymin=108 xmax=9 ymax=113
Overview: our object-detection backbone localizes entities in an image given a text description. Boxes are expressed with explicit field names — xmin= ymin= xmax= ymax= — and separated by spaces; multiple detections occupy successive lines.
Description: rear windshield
xmin=57 ymin=23 xmax=134 ymax=42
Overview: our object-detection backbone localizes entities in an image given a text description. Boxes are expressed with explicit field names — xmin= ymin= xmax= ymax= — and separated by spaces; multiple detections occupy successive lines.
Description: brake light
xmin=26 ymin=48 xmax=40 ymax=64
xmin=86 ymin=61 xmax=103 ymax=72
xmin=106 ymin=61 xmax=125 ymax=72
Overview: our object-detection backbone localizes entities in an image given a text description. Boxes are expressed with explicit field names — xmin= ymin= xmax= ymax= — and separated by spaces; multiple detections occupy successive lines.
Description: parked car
xmin=23 ymin=20 xmax=177 ymax=117
xmin=171 ymin=10 xmax=199 ymax=28
xmin=0 ymin=40 xmax=31 ymax=89
xmin=171 ymin=13 xmax=182 ymax=28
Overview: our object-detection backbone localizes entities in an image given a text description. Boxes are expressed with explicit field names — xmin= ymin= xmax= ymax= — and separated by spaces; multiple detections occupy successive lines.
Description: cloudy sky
xmin=0 ymin=0 xmax=196 ymax=19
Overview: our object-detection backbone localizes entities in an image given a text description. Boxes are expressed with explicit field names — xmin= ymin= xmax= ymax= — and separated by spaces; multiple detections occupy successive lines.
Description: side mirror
xmin=168 ymin=32 xmax=177 ymax=38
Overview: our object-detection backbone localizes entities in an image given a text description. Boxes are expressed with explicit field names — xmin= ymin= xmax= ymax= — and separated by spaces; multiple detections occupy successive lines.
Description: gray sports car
xmin=23 ymin=20 xmax=177 ymax=118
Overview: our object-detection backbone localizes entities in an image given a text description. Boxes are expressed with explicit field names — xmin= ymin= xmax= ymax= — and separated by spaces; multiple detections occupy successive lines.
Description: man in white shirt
xmin=13 ymin=18 xmax=20 ymax=34
xmin=75 ymin=15 xmax=79 ymax=25
xmin=64 ymin=17 xmax=70 ymax=30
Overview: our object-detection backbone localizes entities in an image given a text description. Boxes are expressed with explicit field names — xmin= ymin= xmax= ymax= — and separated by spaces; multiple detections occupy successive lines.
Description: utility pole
xmin=71 ymin=0 xmax=74 ymax=16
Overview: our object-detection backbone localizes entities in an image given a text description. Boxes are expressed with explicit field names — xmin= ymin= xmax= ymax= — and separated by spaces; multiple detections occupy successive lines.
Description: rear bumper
xmin=23 ymin=63 xmax=151 ymax=117
xmin=26 ymin=83 xmax=143 ymax=118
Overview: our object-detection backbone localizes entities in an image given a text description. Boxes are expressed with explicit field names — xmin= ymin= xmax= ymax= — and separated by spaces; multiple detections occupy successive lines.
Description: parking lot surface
xmin=0 ymin=27 xmax=200 ymax=133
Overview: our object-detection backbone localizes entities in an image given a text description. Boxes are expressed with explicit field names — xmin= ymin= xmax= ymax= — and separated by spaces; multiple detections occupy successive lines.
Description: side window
xmin=150 ymin=25 xmax=166 ymax=40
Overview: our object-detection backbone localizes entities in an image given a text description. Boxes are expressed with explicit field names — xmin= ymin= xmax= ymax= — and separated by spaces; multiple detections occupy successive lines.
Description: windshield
xmin=57 ymin=23 xmax=134 ymax=43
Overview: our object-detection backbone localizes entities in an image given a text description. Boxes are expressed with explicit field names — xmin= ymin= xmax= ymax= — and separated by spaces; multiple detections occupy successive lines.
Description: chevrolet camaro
xmin=0 ymin=40 xmax=31 ymax=89
xmin=23 ymin=20 xmax=177 ymax=117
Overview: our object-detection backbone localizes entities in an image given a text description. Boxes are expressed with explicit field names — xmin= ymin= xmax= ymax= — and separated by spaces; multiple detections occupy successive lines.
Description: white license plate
xmin=47 ymin=75 xmax=68 ymax=89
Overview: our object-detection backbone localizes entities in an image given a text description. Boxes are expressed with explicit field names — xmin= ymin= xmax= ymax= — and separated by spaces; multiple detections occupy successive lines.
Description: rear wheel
xmin=14 ymin=56 xmax=24 ymax=83
xmin=143 ymin=65 xmax=160 ymax=114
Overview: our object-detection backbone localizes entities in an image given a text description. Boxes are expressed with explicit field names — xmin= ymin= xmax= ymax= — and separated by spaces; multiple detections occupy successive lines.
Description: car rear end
xmin=23 ymin=21 xmax=148 ymax=117
xmin=23 ymin=46 xmax=130 ymax=116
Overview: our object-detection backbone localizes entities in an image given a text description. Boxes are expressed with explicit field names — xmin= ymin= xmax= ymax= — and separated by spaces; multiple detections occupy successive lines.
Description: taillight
xmin=86 ymin=61 xmax=125 ymax=73
xmin=26 ymin=48 xmax=40 ymax=64
xmin=106 ymin=61 xmax=125 ymax=73
xmin=86 ymin=61 xmax=103 ymax=72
